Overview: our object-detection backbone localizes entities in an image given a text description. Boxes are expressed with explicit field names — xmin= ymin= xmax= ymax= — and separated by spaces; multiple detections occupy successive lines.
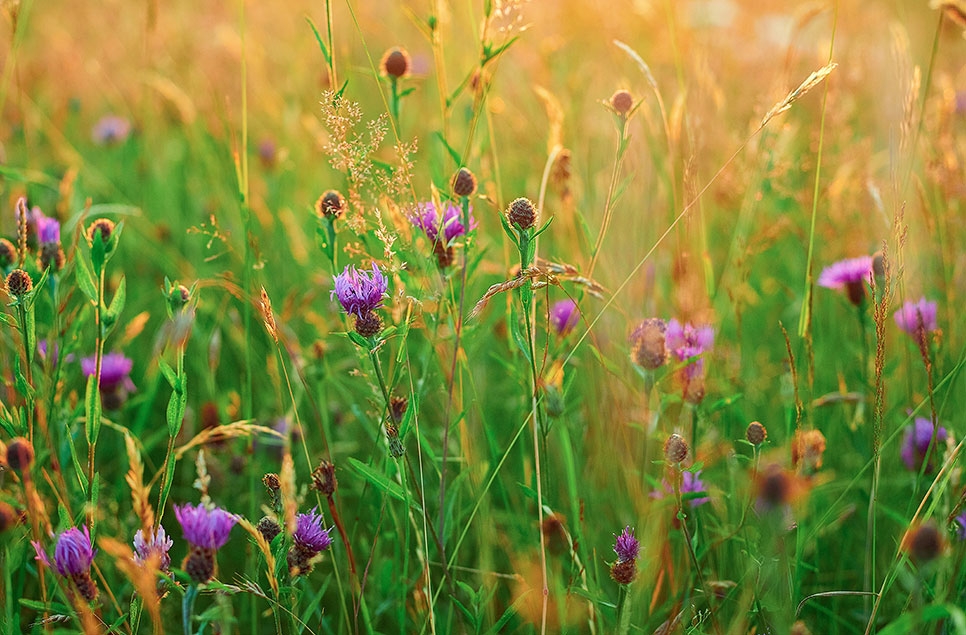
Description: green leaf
xmin=105 ymin=275 xmax=127 ymax=326
xmin=75 ymin=252 xmax=98 ymax=303
xmin=91 ymin=229 xmax=107 ymax=275
xmin=346 ymin=457 xmax=409 ymax=505
xmin=0 ymin=312 xmax=16 ymax=327
xmin=158 ymin=358 xmax=178 ymax=389
xmin=432 ymin=131 xmax=463 ymax=167
xmin=304 ymin=16 xmax=332 ymax=65
xmin=18 ymin=599 xmax=72 ymax=615
xmin=85 ymin=374 xmax=101 ymax=446
xmin=65 ymin=420 xmax=89 ymax=492
xmin=347 ymin=331 xmax=369 ymax=349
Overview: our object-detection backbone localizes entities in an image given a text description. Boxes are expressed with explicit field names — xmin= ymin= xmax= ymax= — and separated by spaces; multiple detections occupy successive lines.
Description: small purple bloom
xmin=37 ymin=214 xmax=60 ymax=244
xmin=818 ymin=256 xmax=873 ymax=305
xmin=331 ymin=263 xmax=388 ymax=318
xmin=409 ymin=201 xmax=476 ymax=245
xmin=81 ymin=352 xmax=135 ymax=393
xmin=33 ymin=526 xmax=96 ymax=577
xmin=549 ymin=299 xmax=579 ymax=335
xmin=92 ymin=115 xmax=131 ymax=145
xmin=174 ymin=503 xmax=237 ymax=550
xmin=292 ymin=508 xmax=333 ymax=554
xmin=901 ymin=417 xmax=948 ymax=473
xmin=133 ymin=525 xmax=174 ymax=570
xmin=652 ymin=470 xmax=710 ymax=508
xmin=894 ymin=298 xmax=938 ymax=336
xmin=955 ymin=512 xmax=966 ymax=540
xmin=665 ymin=319 xmax=714 ymax=378
xmin=613 ymin=526 xmax=639 ymax=563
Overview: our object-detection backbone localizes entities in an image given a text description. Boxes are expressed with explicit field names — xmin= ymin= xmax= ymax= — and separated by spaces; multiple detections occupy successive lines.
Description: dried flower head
xmin=33 ymin=526 xmax=98 ymax=601
xmin=389 ymin=395 xmax=408 ymax=423
xmin=262 ymin=473 xmax=281 ymax=493
xmin=791 ymin=429 xmax=827 ymax=473
xmin=133 ymin=525 xmax=174 ymax=572
xmin=904 ymin=522 xmax=945 ymax=564
xmin=818 ymin=256 xmax=873 ymax=306
xmin=316 ymin=190 xmax=346 ymax=219
xmin=0 ymin=238 xmax=16 ymax=269
xmin=901 ymin=417 xmax=948 ymax=473
xmin=452 ymin=167 xmax=478 ymax=197
xmin=629 ymin=318 xmax=668 ymax=369
xmin=257 ymin=516 xmax=283 ymax=543
xmin=610 ymin=89 xmax=634 ymax=115
xmin=5 ymin=269 xmax=32 ymax=298
xmin=506 ymin=197 xmax=538 ymax=231
xmin=39 ymin=242 xmax=66 ymax=272
xmin=87 ymin=218 xmax=116 ymax=246
xmin=311 ymin=460 xmax=338 ymax=496
xmin=381 ymin=47 xmax=411 ymax=78
xmin=894 ymin=298 xmax=938 ymax=336
xmin=549 ymin=299 xmax=579 ymax=336
xmin=4 ymin=437 xmax=34 ymax=472
xmin=663 ymin=433 xmax=689 ymax=464
xmin=746 ymin=421 xmax=767 ymax=446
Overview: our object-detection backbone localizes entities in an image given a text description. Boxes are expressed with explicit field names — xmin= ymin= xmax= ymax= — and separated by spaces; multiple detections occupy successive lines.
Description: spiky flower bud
xmin=663 ymin=433 xmax=689 ymax=464
xmin=168 ymin=284 xmax=190 ymax=312
xmin=5 ymin=269 xmax=32 ymax=298
xmin=311 ymin=460 xmax=338 ymax=496
xmin=0 ymin=238 xmax=16 ymax=269
xmin=452 ymin=167 xmax=477 ymax=197
xmin=610 ymin=89 xmax=633 ymax=115
xmin=380 ymin=47 xmax=411 ymax=78
xmin=316 ymin=190 xmax=346 ymax=219
xmin=507 ymin=197 xmax=538 ymax=231
xmin=5 ymin=437 xmax=34 ymax=472
xmin=746 ymin=421 xmax=767 ymax=446
xmin=257 ymin=516 xmax=283 ymax=543
xmin=389 ymin=395 xmax=408 ymax=423
xmin=630 ymin=318 xmax=667 ymax=370
xmin=39 ymin=242 xmax=66 ymax=272
xmin=86 ymin=218 xmax=116 ymax=245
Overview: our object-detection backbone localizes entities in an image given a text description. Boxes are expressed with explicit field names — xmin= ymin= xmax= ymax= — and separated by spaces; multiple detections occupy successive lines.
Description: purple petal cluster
xmin=652 ymin=470 xmax=710 ymax=508
xmin=894 ymin=298 xmax=938 ymax=336
xmin=409 ymin=201 xmax=476 ymax=245
xmin=331 ymin=263 xmax=388 ymax=318
xmin=292 ymin=508 xmax=334 ymax=554
xmin=549 ymin=299 xmax=579 ymax=335
xmin=955 ymin=512 xmax=966 ymax=541
xmin=33 ymin=526 xmax=96 ymax=577
xmin=92 ymin=115 xmax=132 ymax=145
xmin=817 ymin=256 xmax=873 ymax=289
xmin=82 ymin=352 xmax=135 ymax=392
xmin=174 ymin=503 xmax=238 ymax=550
xmin=665 ymin=319 xmax=714 ymax=379
xmin=900 ymin=417 xmax=948 ymax=473
xmin=613 ymin=526 xmax=639 ymax=562
xmin=133 ymin=525 xmax=174 ymax=570
xmin=28 ymin=208 xmax=61 ymax=244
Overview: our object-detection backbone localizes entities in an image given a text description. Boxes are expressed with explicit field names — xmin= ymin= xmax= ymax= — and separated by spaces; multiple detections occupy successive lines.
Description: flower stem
xmin=182 ymin=584 xmax=199 ymax=635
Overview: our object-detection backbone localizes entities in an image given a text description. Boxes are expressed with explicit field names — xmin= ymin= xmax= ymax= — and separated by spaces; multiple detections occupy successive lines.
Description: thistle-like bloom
xmin=610 ymin=526 xmax=639 ymax=585
xmin=133 ymin=525 xmax=174 ymax=571
xmin=894 ymin=298 xmax=938 ymax=337
xmin=81 ymin=352 xmax=135 ymax=410
xmin=818 ymin=256 xmax=873 ymax=306
xmin=900 ymin=417 xmax=948 ymax=473
xmin=652 ymin=470 xmax=710 ymax=508
xmin=331 ymin=263 xmax=388 ymax=318
xmin=175 ymin=503 xmax=238 ymax=584
xmin=33 ymin=526 xmax=98 ymax=601
xmin=665 ymin=319 xmax=714 ymax=380
xmin=549 ymin=299 xmax=579 ymax=335
xmin=92 ymin=115 xmax=131 ymax=145
xmin=409 ymin=201 xmax=476 ymax=245
xmin=288 ymin=508 xmax=333 ymax=576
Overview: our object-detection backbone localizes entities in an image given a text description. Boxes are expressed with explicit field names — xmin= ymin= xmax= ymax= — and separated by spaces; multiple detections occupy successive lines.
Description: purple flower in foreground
xmin=901 ymin=417 xmax=948 ymax=473
xmin=410 ymin=201 xmax=476 ymax=245
xmin=33 ymin=526 xmax=98 ymax=601
xmin=894 ymin=298 xmax=938 ymax=337
xmin=955 ymin=512 xmax=966 ymax=541
xmin=331 ymin=263 xmax=388 ymax=318
xmin=133 ymin=525 xmax=174 ymax=571
xmin=818 ymin=256 xmax=873 ymax=306
xmin=174 ymin=503 xmax=237 ymax=551
xmin=666 ymin=319 xmax=714 ymax=379
xmin=288 ymin=508 xmax=334 ymax=576
xmin=92 ymin=115 xmax=131 ymax=145
xmin=549 ymin=299 xmax=579 ymax=335
xmin=613 ymin=526 xmax=639 ymax=562
xmin=652 ymin=470 xmax=710 ymax=508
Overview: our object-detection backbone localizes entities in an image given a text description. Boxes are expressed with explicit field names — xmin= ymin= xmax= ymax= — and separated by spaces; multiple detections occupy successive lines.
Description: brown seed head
xmin=0 ymin=238 xmax=16 ymax=268
xmin=39 ymin=242 xmax=66 ymax=271
xmin=354 ymin=311 xmax=383 ymax=338
xmin=757 ymin=464 xmax=798 ymax=509
xmin=316 ymin=190 xmax=346 ymax=219
xmin=610 ymin=89 xmax=634 ymax=115
xmin=507 ymin=197 xmax=538 ymax=231
xmin=452 ymin=167 xmax=477 ymax=197
xmin=257 ymin=516 xmax=283 ymax=543
xmin=609 ymin=559 xmax=637 ymax=585
xmin=381 ymin=47 xmax=411 ymax=78
xmin=663 ymin=434 xmax=689 ymax=464
xmin=5 ymin=269 xmax=32 ymax=298
xmin=630 ymin=318 xmax=667 ymax=370
xmin=5 ymin=437 xmax=34 ymax=472
xmin=746 ymin=421 xmax=767 ymax=446
xmin=905 ymin=522 xmax=945 ymax=564
xmin=262 ymin=473 xmax=281 ymax=493
xmin=87 ymin=218 xmax=116 ymax=245
xmin=311 ymin=460 xmax=338 ymax=496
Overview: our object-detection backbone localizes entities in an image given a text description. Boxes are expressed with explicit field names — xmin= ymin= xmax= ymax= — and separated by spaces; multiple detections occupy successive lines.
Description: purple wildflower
xmin=36 ymin=214 xmax=60 ymax=244
xmin=894 ymin=298 xmax=938 ymax=336
xmin=92 ymin=115 xmax=131 ymax=145
xmin=818 ymin=256 xmax=873 ymax=305
xmin=293 ymin=508 xmax=333 ymax=553
xmin=901 ymin=417 xmax=948 ymax=473
xmin=331 ymin=263 xmax=388 ymax=318
xmin=613 ymin=526 xmax=639 ymax=562
xmin=549 ymin=299 xmax=579 ymax=335
xmin=33 ymin=526 xmax=98 ymax=601
xmin=133 ymin=525 xmax=174 ymax=571
xmin=174 ymin=503 xmax=237 ymax=551
xmin=82 ymin=352 xmax=134 ymax=392
xmin=665 ymin=319 xmax=714 ymax=379
xmin=652 ymin=470 xmax=710 ymax=508
xmin=409 ymin=201 xmax=476 ymax=245
xmin=954 ymin=512 xmax=966 ymax=541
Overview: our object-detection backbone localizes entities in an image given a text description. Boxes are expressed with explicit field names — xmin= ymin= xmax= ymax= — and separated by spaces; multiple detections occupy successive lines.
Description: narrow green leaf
xmin=346 ymin=457 xmax=408 ymax=504
xmin=75 ymin=252 xmax=98 ymax=303
xmin=85 ymin=375 xmax=101 ymax=446
xmin=304 ymin=16 xmax=332 ymax=65
xmin=105 ymin=275 xmax=127 ymax=324
xmin=433 ymin=131 xmax=463 ymax=167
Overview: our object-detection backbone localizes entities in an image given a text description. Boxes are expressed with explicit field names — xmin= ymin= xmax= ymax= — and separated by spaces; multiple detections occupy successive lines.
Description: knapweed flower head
xmin=610 ymin=526 xmax=639 ymax=585
xmin=33 ymin=526 xmax=98 ymax=601
xmin=818 ymin=256 xmax=873 ymax=306
xmin=652 ymin=470 xmax=710 ymax=508
xmin=894 ymin=298 xmax=938 ymax=337
xmin=174 ymin=503 xmax=237 ymax=551
xmin=288 ymin=508 xmax=333 ymax=576
xmin=410 ymin=201 xmax=476 ymax=246
xmin=133 ymin=525 xmax=174 ymax=571
xmin=92 ymin=115 xmax=131 ymax=145
xmin=630 ymin=318 xmax=668 ymax=370
xmin=900 ymin=417 xmax=948 ymax=473
xmin=904 ymin=522 xmax=945 ymax=565
xmin=331 ymin=263 xmax=387 ymax=318
xmin=380 ymin=47 xmax=411 ymax=78
xmin=549 ymin=299 xmax=579 ymax=335
xmin=665 ymin=319 xmax=714 ymax=379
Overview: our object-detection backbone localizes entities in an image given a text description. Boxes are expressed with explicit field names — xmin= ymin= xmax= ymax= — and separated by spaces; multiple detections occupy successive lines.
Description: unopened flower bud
xmin=316 ymin=190 xmax=346 ymax=219
xmin=507 ymin=197 xmax=538 ymax=231
xmin=663 ymin=433 xmax=689 ymax=464
xmin=610 ymin=89 xmax=633 ymax=115
xmin=745 ymin=421 xmax=767 ymax=446
xmin=452 ymin=168 xmax=477 ymax=197
xmin=381 ymin=47 xmax=411 ymax=78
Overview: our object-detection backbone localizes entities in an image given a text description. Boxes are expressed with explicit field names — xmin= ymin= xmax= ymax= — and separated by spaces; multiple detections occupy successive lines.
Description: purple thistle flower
xmin=409 ymin=201 xmax=476 ymax=245
xmin=331 ymin=263 xmax=388 ymax=318
xmin=613 ymin=526 xmax=639 ymax=563
xmin=37 ymin=214 xmax=60 ymax=244
xmin=92 ymin=115 xmax=131 ymax=145
xmin=174 ymin=503 xmax=237 ymax=550
xmin=133 ymin=525 xmax=174 ymax=571
xmin=33 ymin=526 xmax=96 ymax=577
xmin=665 ymin=319 xmax=714 ymax=379
xmin=818 ymin=256 xmax=873 ymax=306
xmin=955 ymin=512 xmax=966 ymax=541
xmin=901 ymin=417 xmax=948 ymax=473
xmin=894 ymin=298 xmax=938 ymax=336
xmin=652 ymin=470 xmax=710 ymax=507
xmin=549 ymin=299 xmax=579 ymax=335
xmin=81 ymin=352 xmax=135 ymax=392
xmin=292 ymin=508 xmax=333 ymax=554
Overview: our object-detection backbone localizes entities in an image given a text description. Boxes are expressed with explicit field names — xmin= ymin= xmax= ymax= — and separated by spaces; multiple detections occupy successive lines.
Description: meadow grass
xmin=1 ymin=1 xmax=966 ymax=633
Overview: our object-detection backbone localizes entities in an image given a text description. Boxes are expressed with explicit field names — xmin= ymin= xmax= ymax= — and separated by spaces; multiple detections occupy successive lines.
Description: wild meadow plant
xmin=1 ymin=1 xmax=966 ymax=634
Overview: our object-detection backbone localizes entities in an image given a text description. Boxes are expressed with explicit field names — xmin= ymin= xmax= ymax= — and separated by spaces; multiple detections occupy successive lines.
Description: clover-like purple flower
xmin=613 ymin=526 xmax=639 ymax=562
xmin=174 ymin=503 xmax=237 ymax=551
xmin=818 ymin=256 xmax=873 ymax=305
xmin=665 ymin=319 xmax=714 ymax=379
xmin=92 ymin=115 xmax=131 ymax=145
xmin=652 ymin=470 xmax=710 ymax=508
xmin=549 ymin=299 xmax=579 ymax=335
xmin=133 ymin=525 xmax=174 ymax=571
xmin=894 ymin=298 xmax=938 ymax=336
xmin=331 ymin=263 xmax=388 ymax=318
xmin=901 ymin=417 xmax=948 ymax=473
xmin=293 ymin=508 xmax=333 ymax=554
xmin=409 ymin=201 xmax=476 ymax=245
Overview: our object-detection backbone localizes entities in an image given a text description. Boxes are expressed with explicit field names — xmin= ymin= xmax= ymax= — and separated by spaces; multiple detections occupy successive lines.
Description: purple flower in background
xmin=613 ymin=526 xmax=639 ymax=562
xmin=549 ymin=299 xmax=579 ymax=335
xmin=82 ymin=352 xmax=134 ymax=391
xmin=818 ymin=256 xmax=873 ymax=306
xmin=652 ymin=470 xmax=710 ymax=508
xmin=37 ymin=214 xmax=60 ymax=244
xmin=409 ymin=201 xmax=476 ymax=245
xmin=174 ymin=503 xmax=237 ymax=551
xmin=133 ymin=525 xmax=174 ymax=571
xmin=955 ymin=512 xmax=966 ymax=541
xmin=293 ymin=508 xmax=333 ymax=554
xmin=33 ymin=526 xmax=98 ymax=601
xmin=901 ymin=417 xmax=948 ymax=473
xmin=665 ymin=319 xmax=714 ymax=379
xmin=92 ymin=115 xmax=131 ymax=145
xmin=894 ymin=298 xmax=938 ymax=337
xmin=331 ymin=263 xmax=387 ymax=318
